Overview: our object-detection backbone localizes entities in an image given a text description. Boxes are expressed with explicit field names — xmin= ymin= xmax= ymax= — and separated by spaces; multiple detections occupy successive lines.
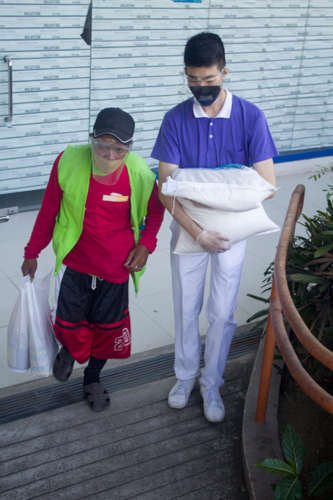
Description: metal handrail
xmin=255 ymin=184 xmax=333 ymax=423
xmin=3 ymin=55 xmax=13 ymax=122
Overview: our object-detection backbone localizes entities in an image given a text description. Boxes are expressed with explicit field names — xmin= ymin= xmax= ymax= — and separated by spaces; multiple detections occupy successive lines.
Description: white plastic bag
xmin=7 ymin=267 xmax=59 ymax=377
xmin=7 ymin=279 xmax=30 ymax=373
xmin=26 ymin=267 xmax=59 ymax=377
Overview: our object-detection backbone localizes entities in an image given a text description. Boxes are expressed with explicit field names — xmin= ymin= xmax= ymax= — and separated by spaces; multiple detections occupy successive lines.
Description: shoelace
xmin=173 ymin=379 xmax=194 ymax=396
xmin=205 ymin=389 xmax=222 ymax=408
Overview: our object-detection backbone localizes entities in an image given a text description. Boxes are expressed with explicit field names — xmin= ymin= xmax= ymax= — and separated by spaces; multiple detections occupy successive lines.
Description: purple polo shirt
xmin=151 ymin=90 xmax=279 ymax=168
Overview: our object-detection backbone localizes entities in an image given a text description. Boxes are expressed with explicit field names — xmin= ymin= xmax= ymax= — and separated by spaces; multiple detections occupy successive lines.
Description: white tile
xmin=234 ymin=305 xmax=253 ymax=327
xmin=0 ymin=210 xmax=38 ymax=242
xmin=129 ymin=247 xmax=172 ymax=299
xmin=242 ymin=248 xmax=270 ymax=275
xmin=9 ymin=275 xmax=24 ymax=291
xmin=300 ymin=197 xmax=327 ymax=219
xmin=237 ymin=271 xmax=271 ymax=318
xmin=276 ymin=175 xmax=306 ymax=194
xmin=132 ymin=289 xmax=176 ymax=338
xmin=274 ymin=185 xmax=300 ymax=206
xmin=277 ymin=171 xmax=327 ymax=195
xmin=0 ymin=279 xmax=20 ymax=328
xmin=155 ymin=210 xmax=173 ymax=251
xmin=277 ymin=176 xmax=328 ymax=215
xmin=129 ymin=301 xmax=175 ymax=355
xmin=133 ymin=283 xmax=211 ymax=340
xmin=275 ymin=156 xmax=333 ymax=177
xmin=246 ymin=232 xmax=280 ymax=266
xmin=263 ymin=192 xmax=290 ymax=226
xmin=0 ymin=239 xmax=55 ymax=279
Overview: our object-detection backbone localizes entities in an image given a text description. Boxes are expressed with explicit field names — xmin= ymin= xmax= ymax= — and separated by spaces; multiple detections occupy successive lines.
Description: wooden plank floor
xmin=0 ymin=352 xmax=255 ymax=500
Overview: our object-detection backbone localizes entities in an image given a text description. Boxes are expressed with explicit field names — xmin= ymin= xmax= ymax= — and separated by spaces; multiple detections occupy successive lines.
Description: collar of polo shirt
xmin=193 ymin=88 xmax=232 ymax=119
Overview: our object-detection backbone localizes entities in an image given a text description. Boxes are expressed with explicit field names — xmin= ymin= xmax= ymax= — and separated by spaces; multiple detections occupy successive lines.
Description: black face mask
xmin=189 ymin=85 xmax=221 ymax=106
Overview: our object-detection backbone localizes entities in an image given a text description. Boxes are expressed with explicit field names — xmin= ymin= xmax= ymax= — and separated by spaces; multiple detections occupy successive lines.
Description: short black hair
xmin=184 ymin=32 xmax=226 ymax=71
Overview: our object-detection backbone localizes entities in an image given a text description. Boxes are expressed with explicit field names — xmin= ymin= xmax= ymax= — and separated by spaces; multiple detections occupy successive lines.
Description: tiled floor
xmin=0 ymin=165 xmax=330 ymax=389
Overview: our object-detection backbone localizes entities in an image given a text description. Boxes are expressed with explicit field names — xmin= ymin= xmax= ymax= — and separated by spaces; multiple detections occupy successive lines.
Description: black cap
xmin=93 ymin=108 xmax=135 ymax=144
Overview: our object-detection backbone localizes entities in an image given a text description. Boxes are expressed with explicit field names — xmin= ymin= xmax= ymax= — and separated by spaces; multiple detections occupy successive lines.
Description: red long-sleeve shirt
xmin=24 ymin=152 xmax=165 ymax=283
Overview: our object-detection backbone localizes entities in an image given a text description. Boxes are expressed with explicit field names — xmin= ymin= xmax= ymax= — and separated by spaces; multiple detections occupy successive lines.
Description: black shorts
xmin=53 ymin=266 xmax=131 ymax=363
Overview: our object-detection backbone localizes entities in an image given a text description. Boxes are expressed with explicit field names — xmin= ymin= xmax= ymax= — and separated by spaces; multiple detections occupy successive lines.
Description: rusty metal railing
xmin=255 ymin=184 xmax=333 ymax=424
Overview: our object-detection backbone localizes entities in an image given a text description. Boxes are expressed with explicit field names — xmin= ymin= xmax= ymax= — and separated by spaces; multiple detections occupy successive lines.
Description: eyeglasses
xmin=185 ymin=68 xmax=225 ymax=86
xmin=91 ymin=138 xmax=131 ymax=158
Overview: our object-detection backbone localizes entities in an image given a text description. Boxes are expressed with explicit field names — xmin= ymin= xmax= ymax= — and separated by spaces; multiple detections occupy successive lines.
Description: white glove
xmin=195 ymin=230 xmax=231 ymax=254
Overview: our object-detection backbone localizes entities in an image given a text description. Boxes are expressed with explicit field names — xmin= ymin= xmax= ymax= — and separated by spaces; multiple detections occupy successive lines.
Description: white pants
xmin=170 ymin=224 xmax=246 ymax=390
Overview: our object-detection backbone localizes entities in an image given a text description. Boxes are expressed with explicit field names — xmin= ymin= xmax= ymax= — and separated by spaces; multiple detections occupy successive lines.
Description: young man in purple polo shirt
xmin=152 ymin=32 xmax=278 ymax=423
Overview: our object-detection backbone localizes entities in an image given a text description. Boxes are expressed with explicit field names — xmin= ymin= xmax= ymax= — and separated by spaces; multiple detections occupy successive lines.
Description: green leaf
xmin=290 ymin=462 xmax=298 ymax=475
xmin=289 ymin=274 xmax=328 ymax=285
xmin=253 ymin=317 xmax=269 ymax=328
xmin=282 ymin=425 xmax=305 ymax=474
xmin=273 ymin=363 xmax=283 ymax=374
xmin=256 ymin=458 xmax=295 ymax=476
xmin=308 ymin=461 xmax=333 ymax=497
xmin=314 ymin=243 xmax=333 ymax=258
xmin=274 ymin=476 xmax=303 ymax=500
xmin=246 ymin=293 xmax=270 ymax=303
xmin=246 ymin=309 xmax=269 ymax=322
xmin=319 ymin=283 xmax=330 ymax=293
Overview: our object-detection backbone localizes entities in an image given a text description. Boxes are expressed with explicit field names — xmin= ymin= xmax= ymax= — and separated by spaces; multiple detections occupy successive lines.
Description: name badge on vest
xmin=103 ymin=192 xmax=129 ymax=202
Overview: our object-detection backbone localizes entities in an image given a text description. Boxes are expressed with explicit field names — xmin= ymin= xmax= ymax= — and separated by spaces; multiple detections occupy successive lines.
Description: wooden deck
xmin=0 ymin=352 xmax=255 ymax=500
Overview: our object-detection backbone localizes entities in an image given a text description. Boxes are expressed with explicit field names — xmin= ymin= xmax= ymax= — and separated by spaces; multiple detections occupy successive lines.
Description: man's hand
xmin=124 ymin=245 xmax=150 ymax=272
xmin=196 ymin=230 xmax=231 ymax=254
xmin=21 ymin=258 xmax=38 ymax=280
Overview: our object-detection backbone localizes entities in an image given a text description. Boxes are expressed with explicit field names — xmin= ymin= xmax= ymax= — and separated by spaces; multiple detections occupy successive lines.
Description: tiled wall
xmin=1 ymin=0 xmax=332 ymax=195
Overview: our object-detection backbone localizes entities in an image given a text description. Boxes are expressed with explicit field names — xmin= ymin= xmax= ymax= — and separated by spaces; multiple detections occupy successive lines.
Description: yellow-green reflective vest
xmin=52 ymin=144 xmax=156 ymax=294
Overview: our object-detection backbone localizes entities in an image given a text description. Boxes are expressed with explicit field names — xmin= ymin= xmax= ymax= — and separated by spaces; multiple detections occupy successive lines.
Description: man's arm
xmin=22 ymin=154 xmax=63 ymax=279
xmin=158 ymin=161 xmax=203 ymax=241
xmin=252 ymin=158 xmax=276 ymax=200
xmin=158 ymin=161 xmax=230 ymax=253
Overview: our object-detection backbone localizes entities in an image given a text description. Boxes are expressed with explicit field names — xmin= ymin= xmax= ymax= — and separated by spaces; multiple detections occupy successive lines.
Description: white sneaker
xmin=168 ymin=378 xmax=197 ymax=409
xmin=200 ymin=385 xmax=225 ymax=423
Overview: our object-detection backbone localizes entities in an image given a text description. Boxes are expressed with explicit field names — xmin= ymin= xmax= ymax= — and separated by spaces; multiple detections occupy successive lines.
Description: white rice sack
xmin=174 ymin=198 xmax=280 ymax=255
xmin=161 ymin=166 xmax=277 ymax=212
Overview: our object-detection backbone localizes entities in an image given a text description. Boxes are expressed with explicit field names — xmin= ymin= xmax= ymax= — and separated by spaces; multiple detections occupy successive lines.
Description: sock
xmin=84 ymin=356 xmax=107 ymax=385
